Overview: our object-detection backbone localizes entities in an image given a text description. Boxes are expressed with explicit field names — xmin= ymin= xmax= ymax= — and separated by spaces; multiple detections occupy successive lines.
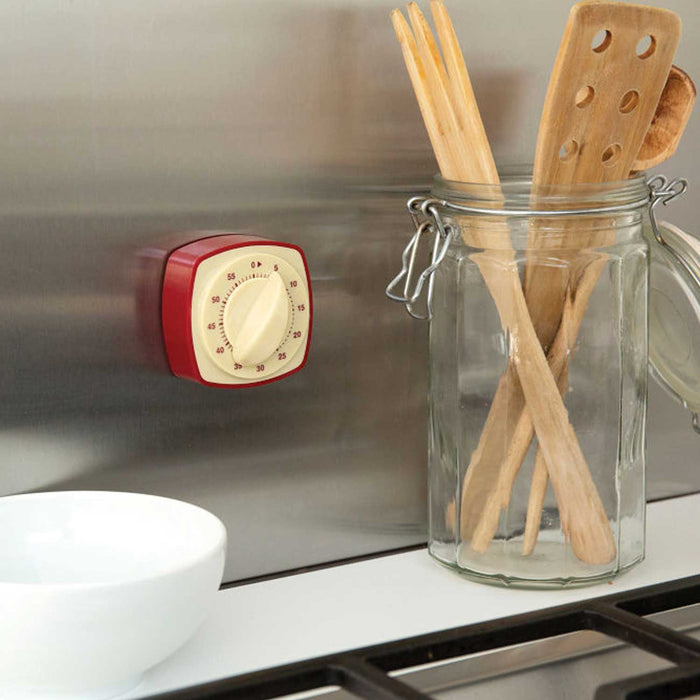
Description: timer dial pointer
xmin=224 ymin=272 xmax=289 ymax=365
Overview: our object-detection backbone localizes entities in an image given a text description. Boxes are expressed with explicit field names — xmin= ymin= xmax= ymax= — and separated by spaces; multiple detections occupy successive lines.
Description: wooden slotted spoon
xmin=523 ymin=1 xmax=682 ymax=555
xmin=467 ymin=1 xmax=682 ymax=556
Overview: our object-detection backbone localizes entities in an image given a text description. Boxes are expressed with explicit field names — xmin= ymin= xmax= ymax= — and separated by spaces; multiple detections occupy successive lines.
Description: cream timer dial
xmin=162 ymin=235 xmax=312 ymax=387
xmin=197 ymin=252 xmax=309 ymax=380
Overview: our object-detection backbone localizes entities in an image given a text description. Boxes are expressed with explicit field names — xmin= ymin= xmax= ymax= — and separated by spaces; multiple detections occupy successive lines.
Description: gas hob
xmin=122 ymin=494 xmax=700 ymax=700
xmin=152 ymin=574 xmax=700 ymax=699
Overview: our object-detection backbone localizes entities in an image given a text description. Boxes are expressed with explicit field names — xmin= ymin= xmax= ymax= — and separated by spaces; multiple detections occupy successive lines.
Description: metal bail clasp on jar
xmin=385 ymin=196 xmax=454 ymax=320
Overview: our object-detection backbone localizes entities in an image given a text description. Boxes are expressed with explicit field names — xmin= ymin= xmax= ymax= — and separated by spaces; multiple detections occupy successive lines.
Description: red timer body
xmin=161 ymin=234 xmax=312 ymax=388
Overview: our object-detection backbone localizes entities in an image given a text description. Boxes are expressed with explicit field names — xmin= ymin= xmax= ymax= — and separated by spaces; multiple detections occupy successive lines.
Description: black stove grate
xmin=150 ymin=574 xmax=700 ymax=700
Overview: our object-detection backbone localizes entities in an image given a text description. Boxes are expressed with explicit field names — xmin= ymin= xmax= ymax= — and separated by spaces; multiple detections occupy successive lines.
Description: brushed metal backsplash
xmin=0 ymin=0 xmax=697 ymax=582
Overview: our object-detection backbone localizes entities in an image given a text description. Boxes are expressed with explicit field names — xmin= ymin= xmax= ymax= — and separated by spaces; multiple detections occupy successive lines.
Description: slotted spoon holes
xmin=619 ymin=89 xmax=640 ymax=114
xmin=601 ymin=143 xmax=622 ymax=167
xmin=575 ymin=85 xmax=595 ymax=108
xmin=636 ymin=34 xmax=657 ymax=59
xmin=591 ymin=29 xmax=612 ymax=53
xmin=561 ymin=21 xmax=667 ymax=171
xmin=590 ymin=28 xmax=658 ymax=59
xmin=558 ymin=139 xmax=579 ymax=162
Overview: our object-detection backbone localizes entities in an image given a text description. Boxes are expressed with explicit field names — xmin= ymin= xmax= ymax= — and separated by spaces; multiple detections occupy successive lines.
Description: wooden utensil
xmin=521 ymin=1 xmax=682 ymax=555
xmin=526 ymin=0 xmax=681 ymax=345
xmin=467 ymin=1 xmax=681 ymax=555
xmin=429 ymin=0 xmax=499 ymax=183
xmin=632 ymin=64 xmax=696 ymax=171
xmin=393 ymin=1 xmax=616 ymax=565
xmin=522 ymin=67 xmax=694 ymax=557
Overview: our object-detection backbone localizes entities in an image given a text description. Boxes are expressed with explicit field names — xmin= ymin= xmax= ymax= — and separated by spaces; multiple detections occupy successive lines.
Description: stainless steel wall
xmin=0 ymin=0 xmax=697 ymax=583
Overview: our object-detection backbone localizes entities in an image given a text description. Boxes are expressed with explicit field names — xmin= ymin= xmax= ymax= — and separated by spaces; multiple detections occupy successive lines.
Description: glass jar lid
xmin=648 ymin=220 xmax=700 ymax=431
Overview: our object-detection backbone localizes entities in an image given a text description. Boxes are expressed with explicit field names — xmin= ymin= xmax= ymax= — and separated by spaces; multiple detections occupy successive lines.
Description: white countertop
xmin=125 ymin=493 xmax=700 ymax=698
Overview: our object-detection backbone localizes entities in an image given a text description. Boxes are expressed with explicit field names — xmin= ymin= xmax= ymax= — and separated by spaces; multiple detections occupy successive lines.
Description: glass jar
xmin=387 ymin=169 xmax=698 ymax=587
xmin=386 ymin=166 xmax=696 ymax=590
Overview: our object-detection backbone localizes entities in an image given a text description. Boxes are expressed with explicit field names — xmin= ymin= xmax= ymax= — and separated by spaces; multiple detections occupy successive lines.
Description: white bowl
xmin=0 ymin=491 xmax=227 ymax=699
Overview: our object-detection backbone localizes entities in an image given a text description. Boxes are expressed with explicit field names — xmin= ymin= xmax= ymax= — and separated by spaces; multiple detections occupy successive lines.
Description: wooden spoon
xmin=632 ymin=65 xmax=696 ymax=171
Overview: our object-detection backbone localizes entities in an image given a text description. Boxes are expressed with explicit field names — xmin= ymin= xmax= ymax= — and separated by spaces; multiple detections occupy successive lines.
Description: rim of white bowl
xmin=0 ymin=490 xmax=227 ymax=589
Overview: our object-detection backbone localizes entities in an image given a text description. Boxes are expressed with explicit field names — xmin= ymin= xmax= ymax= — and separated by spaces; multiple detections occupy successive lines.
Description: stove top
xmin=149 ymin=574 xmax=700 ymax=700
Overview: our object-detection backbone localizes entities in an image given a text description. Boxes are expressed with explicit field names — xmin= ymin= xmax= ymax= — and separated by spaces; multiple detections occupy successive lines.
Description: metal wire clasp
xmin=647 ymin=175 xmax=696 ymax=289
xmin=384 ymin=196 xmax=453 ymax=320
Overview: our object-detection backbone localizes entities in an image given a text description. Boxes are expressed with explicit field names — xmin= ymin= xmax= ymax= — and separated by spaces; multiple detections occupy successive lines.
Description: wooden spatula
xmin=526 ymin=1 xmax=681 ymax=346
xmin=534 ymin=2 xmax=681 ymax=184
xmin=469 ymin=1 xmax=682 ymax=557
xmin=521 ymin=1 xmax=681 ymax=554
xmin=522 ymin=69 xmax=694 ymax=557
xmin=520 ymin=67 xmax=695 ymax=557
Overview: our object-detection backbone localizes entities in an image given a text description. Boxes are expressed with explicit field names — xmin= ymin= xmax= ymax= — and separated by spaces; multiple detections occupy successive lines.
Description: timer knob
xmin=224 ymin=271 xmax=290 ymax=366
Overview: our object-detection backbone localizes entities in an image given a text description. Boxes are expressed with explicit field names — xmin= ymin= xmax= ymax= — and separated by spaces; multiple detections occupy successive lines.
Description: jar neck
xmin=431 ymin=167 xmax=650 ymax=211
xmin=430 ymin=168 xmax=650 ymax=250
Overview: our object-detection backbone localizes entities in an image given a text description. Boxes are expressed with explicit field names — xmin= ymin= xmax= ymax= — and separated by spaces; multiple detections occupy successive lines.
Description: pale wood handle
xmin=522 ymin=452 xmax=550 ymax=555
xmin=522 ymin=254 xmax=611 ymax=555
xmin=523 ymin=295 xmax=575 ymax=556
xmin=468 ymin=258 xmax=608 ymax=554
xmin=481 ymin=258 xmax=615 ymax=564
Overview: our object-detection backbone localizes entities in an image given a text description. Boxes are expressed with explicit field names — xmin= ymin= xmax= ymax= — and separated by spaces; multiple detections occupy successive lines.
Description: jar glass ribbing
xmin=428 ymin=170 xmax=649 ymax=587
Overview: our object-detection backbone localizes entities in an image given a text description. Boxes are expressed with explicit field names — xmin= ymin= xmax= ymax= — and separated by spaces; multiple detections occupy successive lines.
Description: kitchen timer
xmin=161 ymin=234 xmax=312 ymax=387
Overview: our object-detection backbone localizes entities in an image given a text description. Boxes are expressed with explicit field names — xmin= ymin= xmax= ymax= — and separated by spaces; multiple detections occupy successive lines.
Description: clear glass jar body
xmin=428 ymin=171 xmax=649 ymax=587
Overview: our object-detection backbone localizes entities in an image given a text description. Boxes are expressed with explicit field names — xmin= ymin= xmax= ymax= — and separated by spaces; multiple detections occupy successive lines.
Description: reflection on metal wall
xmin=0 ymin=0 xmax=697 ymax=582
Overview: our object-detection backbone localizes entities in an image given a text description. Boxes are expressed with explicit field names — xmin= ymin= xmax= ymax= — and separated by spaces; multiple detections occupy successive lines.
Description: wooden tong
xmin=391 ymin=0 xmax=616 ymax=566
